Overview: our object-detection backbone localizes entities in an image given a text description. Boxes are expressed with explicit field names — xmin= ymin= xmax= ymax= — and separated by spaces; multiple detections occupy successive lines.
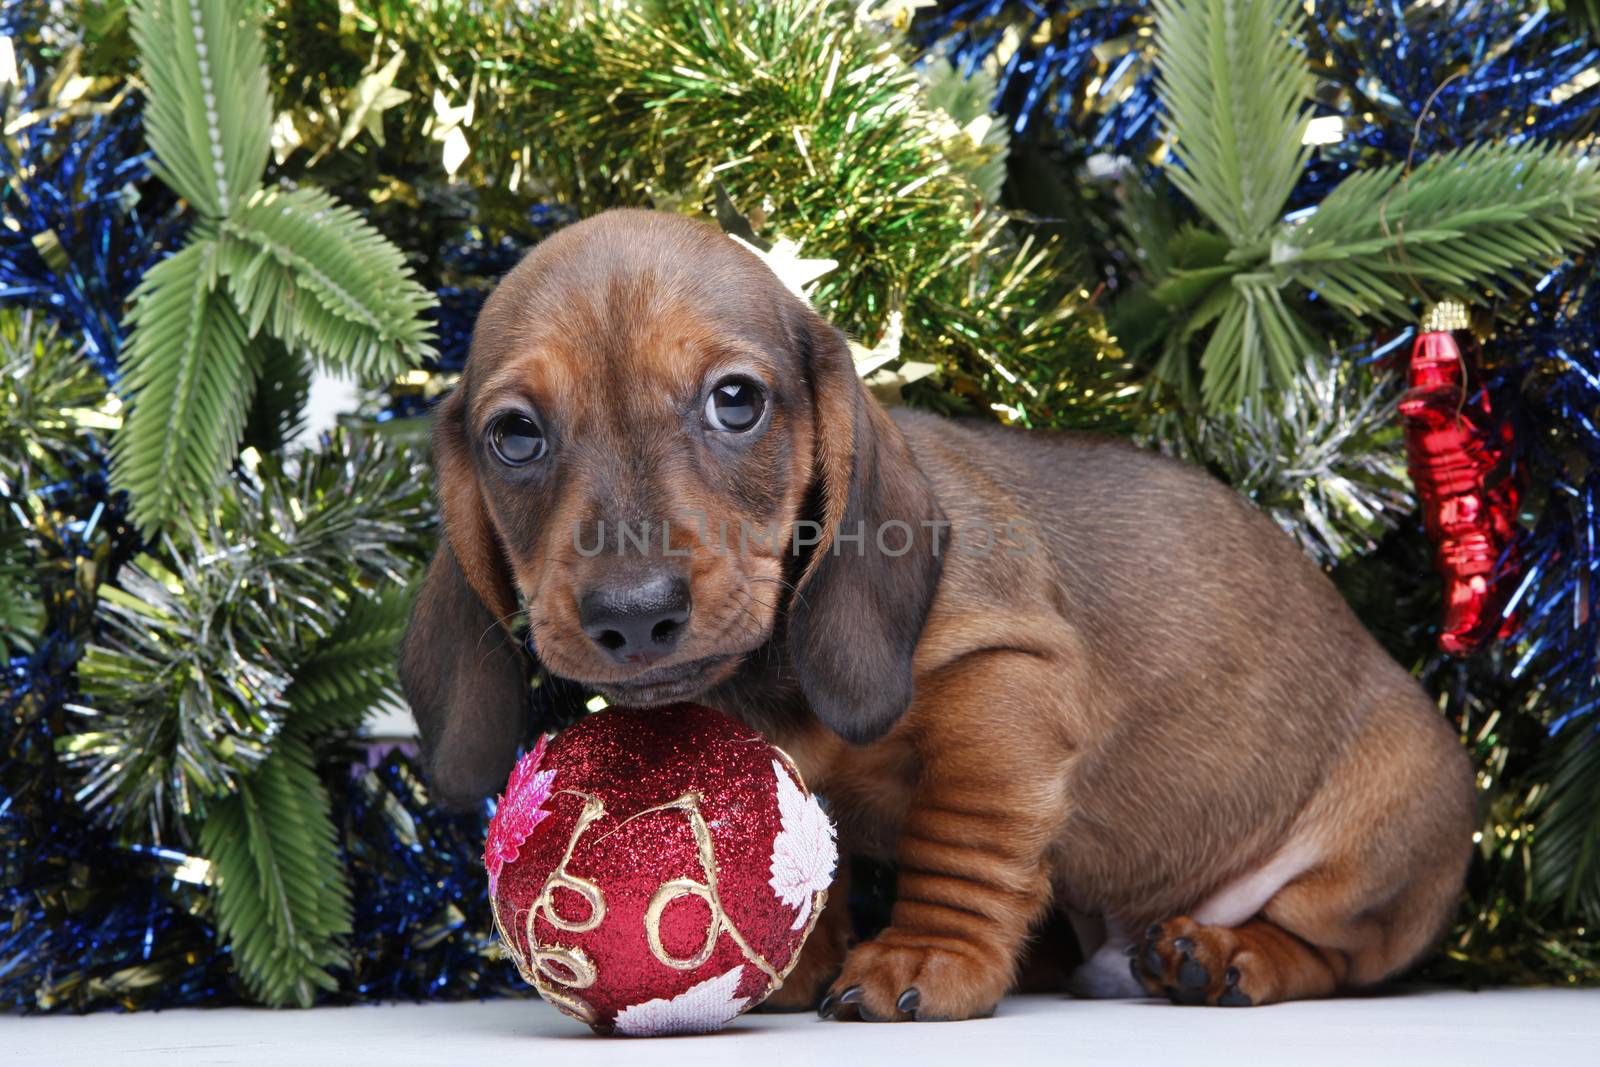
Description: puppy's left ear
xmin=787 ymin=314 xmax=946 ymax=744
xmin=400 ymin=387 xmax=535 ymax=810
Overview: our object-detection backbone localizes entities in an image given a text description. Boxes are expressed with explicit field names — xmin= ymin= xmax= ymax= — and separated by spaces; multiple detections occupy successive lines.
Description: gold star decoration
xmin=428 ymin=89 xmax=475 ymax=177
xmin=338 ymin=51 xmax=412 ymax=149
xmin=849 ymin=311 xmax=937 ymax=403
xmin=726 ymin=234 xmax=837 ymax=301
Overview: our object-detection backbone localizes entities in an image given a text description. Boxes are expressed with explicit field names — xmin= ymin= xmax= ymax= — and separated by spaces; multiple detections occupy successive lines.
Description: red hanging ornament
xmin=1397 ymin=301 xmax=1520 ymax=655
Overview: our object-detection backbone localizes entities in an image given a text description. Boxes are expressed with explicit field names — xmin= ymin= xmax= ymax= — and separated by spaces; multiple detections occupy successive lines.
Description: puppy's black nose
xmin=579 ymin=573 xmax=691 ymax=664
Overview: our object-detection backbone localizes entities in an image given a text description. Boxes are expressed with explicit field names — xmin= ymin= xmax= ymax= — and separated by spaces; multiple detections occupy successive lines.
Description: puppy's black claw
xmin=1171 ymin=936 xmax=1194 ymax=953
xmin=1143 ymin=946 xmax=1164 ymax=980
xmin=838 ymin=986 xmax=863 ymax=1006
xmin=1176 ymin=954 xmax=1209 ymax=990
xmin=1123 ymin=942 xmax=1139 ymax=958
xmin=1218 ymin=984 xmax=1253 ymax=1008
xmin=817 ymin=993 xmax=837 ymax=1019
xmin=1130 ymin=956 xmax=1146 ymax=986
xmin=1145 ymin=923 xmax=1164 ymax=942
xmin=1218 ymin=966 xmax=1252 ymax=1007
xmin=896 ymin=988 xmax=921 ymax=1015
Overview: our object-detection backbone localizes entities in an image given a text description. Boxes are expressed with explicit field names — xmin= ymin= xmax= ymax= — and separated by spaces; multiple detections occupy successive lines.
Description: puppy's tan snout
xmin=577 ymin=570 xmax=691 ymax=665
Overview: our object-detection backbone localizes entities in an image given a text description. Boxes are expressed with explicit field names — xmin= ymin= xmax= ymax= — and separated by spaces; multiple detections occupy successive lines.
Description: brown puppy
xmin=400 ymin=209 xmax=1476 ymax=1021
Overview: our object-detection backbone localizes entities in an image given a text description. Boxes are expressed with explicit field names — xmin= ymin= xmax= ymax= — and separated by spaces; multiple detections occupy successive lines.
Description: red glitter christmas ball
xmin=484 ymin=704 xmax=837 ymax=1036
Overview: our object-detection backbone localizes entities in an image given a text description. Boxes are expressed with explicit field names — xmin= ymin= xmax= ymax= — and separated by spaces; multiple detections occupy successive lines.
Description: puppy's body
xmin=401 ymin=209 xmax=1476 ymax=1021
xmin=708 ymin=410 xmax=1473 ymax=1007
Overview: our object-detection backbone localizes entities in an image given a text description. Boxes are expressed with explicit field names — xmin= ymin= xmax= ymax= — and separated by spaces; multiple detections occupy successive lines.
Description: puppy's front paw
xmin=818 ymin=930 xmax=1011 ymax=1022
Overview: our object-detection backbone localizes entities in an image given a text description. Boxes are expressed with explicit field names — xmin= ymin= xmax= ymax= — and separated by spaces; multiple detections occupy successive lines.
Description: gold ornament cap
xmin=1421 ymin=300 xmax=1470 ymax=333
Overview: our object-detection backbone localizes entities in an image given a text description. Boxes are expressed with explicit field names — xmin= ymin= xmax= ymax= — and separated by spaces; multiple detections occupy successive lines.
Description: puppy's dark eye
xmin=488 ymin=413 xmax=547 ymax=466
xmin=703 ymin=378 xmax=766 ymax=433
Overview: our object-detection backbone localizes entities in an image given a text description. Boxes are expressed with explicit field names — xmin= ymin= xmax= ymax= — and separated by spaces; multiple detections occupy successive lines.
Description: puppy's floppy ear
xmin=787 ymin=315 xmax=946 ymax=744
xmin=400 ymin=388 xmax=533 ymax=810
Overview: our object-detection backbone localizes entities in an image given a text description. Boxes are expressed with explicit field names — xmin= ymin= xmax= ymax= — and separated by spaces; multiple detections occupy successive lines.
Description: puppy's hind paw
xmin=1129 ymin=917 xmax=1256 ymax=1007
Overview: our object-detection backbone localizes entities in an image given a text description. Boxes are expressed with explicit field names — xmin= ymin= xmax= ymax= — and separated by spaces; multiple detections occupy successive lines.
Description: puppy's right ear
xmin=400 ymin=388 xmax=532 ymax=811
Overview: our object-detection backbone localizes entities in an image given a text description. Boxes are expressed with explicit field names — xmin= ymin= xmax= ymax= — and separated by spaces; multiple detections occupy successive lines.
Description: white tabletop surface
xmin=6 ymin=987 xmax=1597 ymax=1067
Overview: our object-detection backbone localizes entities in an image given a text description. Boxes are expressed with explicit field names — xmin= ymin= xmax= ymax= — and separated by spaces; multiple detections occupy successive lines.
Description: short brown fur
xmin=400 ymin=209 xmax=1476 ymax=1019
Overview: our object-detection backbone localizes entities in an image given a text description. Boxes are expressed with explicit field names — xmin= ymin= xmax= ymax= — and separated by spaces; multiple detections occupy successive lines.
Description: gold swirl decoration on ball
xmin=638 ymin=793 xmax=781 ymax=981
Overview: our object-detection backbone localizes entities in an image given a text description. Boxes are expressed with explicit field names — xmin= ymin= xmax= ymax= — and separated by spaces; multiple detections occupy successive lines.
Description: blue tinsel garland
xmin=919 ymin=1 xmax=1160 ymax=144
xmin=0 ymin=84 xmax=176 ymax=378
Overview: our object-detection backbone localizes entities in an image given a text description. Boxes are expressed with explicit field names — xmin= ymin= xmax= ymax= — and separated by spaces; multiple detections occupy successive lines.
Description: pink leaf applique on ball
xmin=483 ymin=735 xmax=557 ymax=894
xmin=767 ymin=759 xmax=837 ymax=931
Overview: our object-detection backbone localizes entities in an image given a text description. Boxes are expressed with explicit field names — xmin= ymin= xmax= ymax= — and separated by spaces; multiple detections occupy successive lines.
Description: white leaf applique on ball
xmin=767 ymin=758 xmax=837 ymax=931
xmin=612 ymin=965 xmax=750 ymax=1036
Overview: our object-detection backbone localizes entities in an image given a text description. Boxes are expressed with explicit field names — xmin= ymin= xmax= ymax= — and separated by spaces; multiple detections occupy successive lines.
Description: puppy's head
xmin=401 ymin=210 xmax=943 ymax=808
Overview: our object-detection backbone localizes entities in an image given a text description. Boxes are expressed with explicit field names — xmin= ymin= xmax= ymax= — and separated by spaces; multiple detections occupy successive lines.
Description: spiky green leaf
xmin=1275 ymin=143 xmax=1600 ymax=320
xmin=111 ymin=238 xmax=263 ymax=535
xmin=219 ymin=188 xmax=437 ymax=379
xmin=201 ymin=735 xmax=351 ymax=1008
xmin=129 ymin=0 xmax=272 ymax=217
xmin=1152 ymin=0 xmax=1312 ymax=247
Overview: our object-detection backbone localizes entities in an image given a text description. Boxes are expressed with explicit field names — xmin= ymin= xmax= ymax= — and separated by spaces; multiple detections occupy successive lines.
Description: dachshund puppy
xmin=400 ymin=209 xmax=1475 ymax=1021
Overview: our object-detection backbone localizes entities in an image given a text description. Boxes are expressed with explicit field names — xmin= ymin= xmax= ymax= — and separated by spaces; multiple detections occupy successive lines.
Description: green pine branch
xmin=80 ymin=429 xmax=429 ymax=1001
xmin=201 ymin=734 xmax=352 ymax=1008
xmin=1197 ymin=279 xmax=1319 ymax=408
xmin=1274 ymin=144 xmax=1600 ymax=318
xmin=115 ymin=1 xmax=435 ymax=536
xmin=69 ymin=432 xmax=433 ymax=832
